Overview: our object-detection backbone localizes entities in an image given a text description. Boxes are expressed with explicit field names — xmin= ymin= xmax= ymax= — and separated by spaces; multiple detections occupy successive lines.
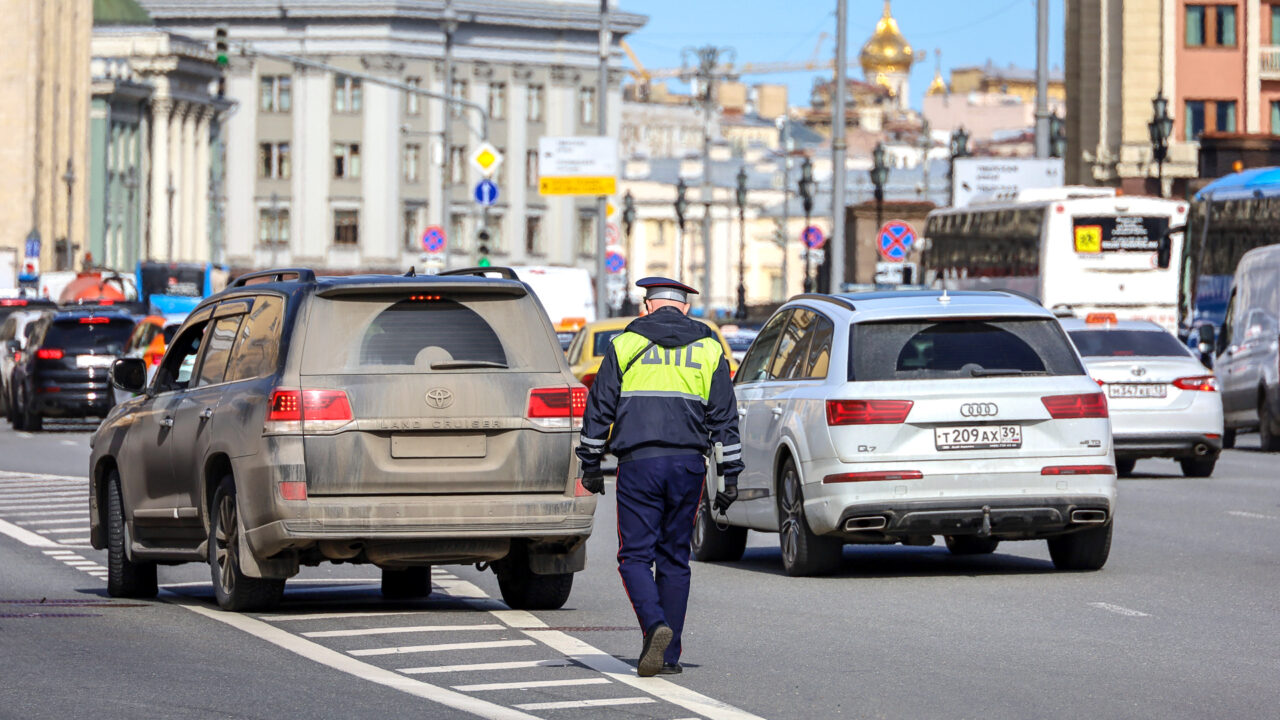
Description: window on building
xmin=451 ymin=79 xmax=468 ymax=117
xmin=334 ymin=143 xmax=361 ymax=179
xmin=334 ymin=75 xmax=362 ymax=113
xmin=525 ymin=215 xmax=542 ymax=255
xmin=258 ymin=207 xmax=290 ymax=246
xmin=1216 ymin=100 xmax=1237 ymax=132
xmin=527 ymin=84 xmax=545 ymax=122
xmin=1272 ymin=5 xmax=1280 ymax=45
xmin=403 ymin=206 xmax=421 ymax=249
xmin=1272 ymin=101 xmax=1280 ymax=134
xmin=652 ymin=220 xmax=667 ymax=247
xmin=405 ymin=76 xmax=422 ymax=115
xmin=258 ymin=142 xmax=291 ymax=179
xmin=578 ymin=213 xmax=597 ymax=256
xmin=1186 ymin=100 xmax=1206 ymax=140
xmin=526 ymin=150 xmax=539 ymax=188
xmin=487 ymin=215 xmax=505 ymax=253
xmin=259 ymin=75 xmax=292 ymax=113
xmin=450 ymin=212 xmax=469 ymax=251
xmin=488 ymin=82 xmax=506 ymax=120
xmin=404 ymin=143 xmax=421 ymax=183
xmin=334 ymin=209 xmax=359 ymax=245
xmin=1216 ymin=5 xmax=1237 ymax=46
xmin=1186 ymin=5 xmax=1207 ymax=46
xmin=579 ymin=87 xmax=596 ymax=125
xmin=449 ymin=145 xmax=466 ymax=184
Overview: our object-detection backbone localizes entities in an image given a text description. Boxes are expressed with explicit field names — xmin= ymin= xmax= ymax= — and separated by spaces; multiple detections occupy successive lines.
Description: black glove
xmin=580 ymin=470 xmax=605 ymax=495
xmin=713 ymin=482 xmax=738 ymax=513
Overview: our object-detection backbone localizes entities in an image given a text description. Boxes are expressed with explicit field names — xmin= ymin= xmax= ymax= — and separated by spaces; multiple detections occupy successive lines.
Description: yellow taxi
xmin=566 ymin=316 xmax=739 ymax=388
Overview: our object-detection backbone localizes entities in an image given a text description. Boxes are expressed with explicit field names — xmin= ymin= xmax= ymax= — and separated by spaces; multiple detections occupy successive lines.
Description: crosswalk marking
xmin=454 ymin=677 xmax=612 ymax=692
xmin=258 ymin=610 xmax=441 ymax=622
xmin=303 ymin=624 xmax=504 ymax=638
xmin=18 ymin=518 xmax=85 ymax=525
xmin=400 ymin=659 xmax=575 ymax=675
xmin=2 ymin=509 xmax=87 ymax=517
xmin=350 ymin=639 xmax=535 ymax=657
xmin=37 ymin=527 xmax=90 ymax=535
xmin=515 ymin=697 xmax=657 ymax=711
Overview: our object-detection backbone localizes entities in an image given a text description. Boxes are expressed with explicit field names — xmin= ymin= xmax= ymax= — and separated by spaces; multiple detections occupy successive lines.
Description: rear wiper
xmin=430 ymin=360 xmax=508 ymax=370
xmin=968 ymin=368 xmax=1046 ymax=377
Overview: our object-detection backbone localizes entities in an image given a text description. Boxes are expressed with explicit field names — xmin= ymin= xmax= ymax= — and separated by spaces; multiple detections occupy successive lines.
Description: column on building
xmin=224 ymin=62 xmax=257 ymax=265
xmin=362 ymin=68 xmax=403 ymax=267
xmin=299 ymin=66 xmax=331 ymax=263
xmin=181 ymin=103 xmax=198 ymax=261
xmin=194 ymin=107 xmax=211 ymax=262
xmin=507 ymin=70 xmax=529 ymax=264
xmin=1247 ymin=0 xmax=1262 ymax=133
xmin=148 ymin=96 xmax=170 ymax=262
xmin=426 ymin=60 xmax=445 ymax=253
xmin=546 ymin=69 xmax=576 ymax=265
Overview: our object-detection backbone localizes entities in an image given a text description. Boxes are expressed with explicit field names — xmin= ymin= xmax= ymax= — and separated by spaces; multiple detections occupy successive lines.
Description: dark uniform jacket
xmin=576 ymin=306 xmax=743 ymax=482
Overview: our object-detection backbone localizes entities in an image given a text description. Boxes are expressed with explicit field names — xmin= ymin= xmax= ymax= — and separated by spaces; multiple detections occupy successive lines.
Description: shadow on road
xmin=709 ymin=543 xmax=1056 ymax=579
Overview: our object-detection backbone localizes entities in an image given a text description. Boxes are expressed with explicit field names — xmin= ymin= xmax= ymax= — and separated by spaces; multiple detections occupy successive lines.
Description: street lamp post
xmin=62 ymin=159 xmax=75 ymax=271
xmin=681 ymin=44 xmax=736 ymax=315
xmin=674 ymin=178 xmax=688 ymax=283
xmin=734 ymin=165 xmax=748 ymax=320
xmin=123 ymin=167 xmax=139 ymax=268
xmin=622 ymin=189 xmax=636 ymax=315
xmin=798 ymin=156 xmax=816 ymax=294
xmin=166 ymin=174 xmax=177 ymax=262
xmin=1149 ymin=90 xmax=1174 ymax=198
xmin=948 ymin=126 xmax=970 ymax=207
xmin=871 ymin=142 xmax=888 ymax=233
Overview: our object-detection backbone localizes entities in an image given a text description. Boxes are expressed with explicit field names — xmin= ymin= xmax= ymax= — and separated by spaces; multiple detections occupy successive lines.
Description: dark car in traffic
xmin=10 ymin=308 xmax=133 ymax=430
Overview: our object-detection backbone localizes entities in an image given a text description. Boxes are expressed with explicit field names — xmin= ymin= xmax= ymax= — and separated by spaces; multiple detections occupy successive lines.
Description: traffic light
xmin=476 ymin=227 xmax=492 ymax=267
xmin=214 ymin=25 xmax=229 ymax=67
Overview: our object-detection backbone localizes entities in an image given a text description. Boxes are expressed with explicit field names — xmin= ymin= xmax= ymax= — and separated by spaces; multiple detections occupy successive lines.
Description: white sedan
xmin=1061 ymin=316 xmax=1224 ymax=477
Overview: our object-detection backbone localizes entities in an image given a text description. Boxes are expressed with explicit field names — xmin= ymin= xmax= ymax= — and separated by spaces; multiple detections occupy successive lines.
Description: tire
xmin=1179 ymin=456 xmax=1217 ymax=477
xmin=209 ymin=476 xmax=284 ymax=612
xmin=1222 ymin=428 xmax=1236 ymax=449
xmin=692 ymin=491 xmax=747 ymax=562
xmin=105 ymin=472 xmax=157 ymax=598
xmin=777 ymin=457 xmax=842 ymax=577
xmin=494 ymin=545 xmax=574 ymax=610
xmin=1115 ymin=458 xmax=1137 ymax=477
xmin=1260 ymin=394 xmax=1280 ymax=452
xmin=381 ymin=567 xmax=432 ymax=599
xmin=18 ymin=388 xmax=41 ymax=432
xmin=945 ymin=535 xmax=1000 ymax=555
xmin=1047 ymin=522 xmax=1112 ymax=571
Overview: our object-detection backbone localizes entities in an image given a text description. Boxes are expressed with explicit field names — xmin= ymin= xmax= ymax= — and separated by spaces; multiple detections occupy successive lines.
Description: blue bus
xmin=135 ymin=262 xmax=227 ymax=316
xmin=1178 ymin=167 xmax=1280 ymax=343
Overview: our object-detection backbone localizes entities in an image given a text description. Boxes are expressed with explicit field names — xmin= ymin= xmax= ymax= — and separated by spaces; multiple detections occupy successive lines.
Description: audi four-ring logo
xmin=960 ymin=402 xmax=999 ymax=417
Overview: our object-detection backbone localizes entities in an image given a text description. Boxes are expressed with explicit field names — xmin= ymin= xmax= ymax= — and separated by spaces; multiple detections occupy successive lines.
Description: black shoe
xmin=658 ymin=663 xmax=683 ymax=675
xmin=638 ymin=622 xmax=672 ymax=677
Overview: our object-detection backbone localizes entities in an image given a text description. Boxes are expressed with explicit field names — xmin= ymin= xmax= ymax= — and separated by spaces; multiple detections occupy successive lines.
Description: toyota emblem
xmin=1131 ymin=366 xmax=1147 ymax=377
xmin=424 ymin=388 xmax=454 ymax=409
xmin=960 ymin=402 xmax=998 ymax=418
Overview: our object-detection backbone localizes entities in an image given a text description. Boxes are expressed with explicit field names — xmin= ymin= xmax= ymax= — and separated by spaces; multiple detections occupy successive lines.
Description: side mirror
xmin=110 ymin=358 xmax=148 ymax=395
xmin=4 ymin=339 xmax=19 ymax=354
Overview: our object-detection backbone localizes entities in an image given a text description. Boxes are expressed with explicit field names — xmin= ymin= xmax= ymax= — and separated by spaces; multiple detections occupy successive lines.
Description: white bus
xmin=921 ymin=188 xmax=1187 ymax=330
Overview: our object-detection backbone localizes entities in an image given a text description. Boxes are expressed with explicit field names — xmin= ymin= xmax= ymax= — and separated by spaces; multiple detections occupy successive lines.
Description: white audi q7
xmin=693 ymin=290 xmax=1117 ymax=576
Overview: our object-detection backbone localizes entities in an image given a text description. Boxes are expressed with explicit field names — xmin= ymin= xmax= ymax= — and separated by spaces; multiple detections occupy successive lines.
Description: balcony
xmin=1263 ymin=46 xmax=1280 ymax=81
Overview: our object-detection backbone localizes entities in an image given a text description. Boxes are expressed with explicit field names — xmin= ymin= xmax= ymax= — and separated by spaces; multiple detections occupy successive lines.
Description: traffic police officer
xmin=577 ymin=277 xmax=743 ymax=677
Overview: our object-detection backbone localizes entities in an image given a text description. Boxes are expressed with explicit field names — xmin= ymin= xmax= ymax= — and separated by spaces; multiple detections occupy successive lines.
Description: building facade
xmin=0 ymin=0 xmax=91 ymax=283
xmin=140 ymin=0 xmax=645 ymax=274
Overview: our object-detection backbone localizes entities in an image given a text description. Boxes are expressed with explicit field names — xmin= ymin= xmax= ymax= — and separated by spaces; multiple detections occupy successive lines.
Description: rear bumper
xmin=1113 ymin=432 xmax=1222 ymax=459
xmin=831 ymin=495 xmax=1114 ymax=540
xmin=31 ymin=387 xmax=113 ymax=417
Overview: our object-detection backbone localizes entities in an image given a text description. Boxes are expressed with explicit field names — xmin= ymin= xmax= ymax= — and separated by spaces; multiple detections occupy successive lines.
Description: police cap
xmin=636 ymin=276 xmax=698 ymax=303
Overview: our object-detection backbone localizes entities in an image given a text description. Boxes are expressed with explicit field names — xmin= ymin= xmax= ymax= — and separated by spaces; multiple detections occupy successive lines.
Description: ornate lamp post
xmin=948 ymin=126 xmax=970 ymax=206
xmin=62 ymin=159 xmax=76 ymax=271
xmin=798 ymin=156 xmax=816 ymax=293
xmin=1149 ymin=90 xmax=1174 ymax=197
xmin=674 ymin=178 xmax=688 ymax=283
xmin=622 ymin=189 xmax=636 ymax=314
xmin=870 ymin=141 xmax=889 ymax=232
xmin=734 ymin=165 xmax=748 ymax=320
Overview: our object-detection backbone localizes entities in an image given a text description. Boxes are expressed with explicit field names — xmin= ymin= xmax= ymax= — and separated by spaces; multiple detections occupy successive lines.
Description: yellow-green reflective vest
xmin=611 ymin=331 xmax=725 ymax=404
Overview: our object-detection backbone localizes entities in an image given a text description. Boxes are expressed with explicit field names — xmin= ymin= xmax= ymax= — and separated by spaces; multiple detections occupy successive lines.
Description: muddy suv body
xmin=89 ymin=268 xmax=595 ymax=610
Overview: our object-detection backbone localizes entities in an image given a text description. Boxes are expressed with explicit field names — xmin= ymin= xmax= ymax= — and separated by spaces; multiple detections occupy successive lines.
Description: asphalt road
xmin=1 ymin=420 xmax=1278 ymax=719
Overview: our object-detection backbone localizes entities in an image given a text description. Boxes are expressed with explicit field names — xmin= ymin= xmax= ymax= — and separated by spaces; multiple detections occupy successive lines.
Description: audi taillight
xmin=527 ymin=386 xmax=587 ymax=429
xmin=36 ymin=348 xmax=64 ymax=360
xmin=1041 ymin=465 xmax=1115 ymax=476
xmin=1041 ymin=392 xmax=1108 ymax=419
xmin=823 ymin=470 xmax=923 ymax=484
xmin=826 ymin=399 xmax=914 ymax=425
xmin=264 ymin=388 xmax=353 ymax=434
xmin=1172 ymin=375 xmax=1218 ymax=392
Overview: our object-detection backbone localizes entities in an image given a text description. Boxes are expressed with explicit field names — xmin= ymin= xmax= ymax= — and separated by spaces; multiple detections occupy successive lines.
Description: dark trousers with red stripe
xmin=615 ymin=452 xmax=706 ymax=665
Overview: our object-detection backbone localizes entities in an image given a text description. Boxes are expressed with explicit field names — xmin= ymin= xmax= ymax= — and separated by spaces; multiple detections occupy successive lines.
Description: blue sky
xmin=621 ymin=0 xmax=1065 ymax=111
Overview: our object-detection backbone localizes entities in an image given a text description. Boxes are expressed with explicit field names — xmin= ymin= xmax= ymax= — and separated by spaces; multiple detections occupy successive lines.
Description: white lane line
xmin=38 ymin=527 xmax=90 ymax=535
xmin=0 ymin=471 xmax=87 ymax=481
xmin=431 ymin=579 xmax=490 ymax=599
xmin=0 ymin=509 xmax=88 ymax=517
xmin=302 ymin=624 xmax=504 ymax=638
xmin=0 ymin=491 xmax=86 ymax=500
xmin=258 ymin=610 xmax=433 ymax=622
xmin=1226 ymin=510 xmax=1277 ymax=520
xmin=455 ymin=677 xmax=612 ymax=692
xmin=64 ymin=561 xmax=101 ymax=567
xmin=350 ymin=639 xmax=535 ymax=657
xmin=1088 ymin=602 xmax=1151 ymax=617
xmin=55 ymin=539 xmax=91 ymax=546
xmin=0 ymin=516 xmax=60 ymax=547
xmin=0 ymin=499 xmax=86 ymax=507
xmin=164 ymin=593 xmax=541 ymax=720
xmin=400 ymin=659 xmax=574 ymax=675
xmin=18 ymin=518 xmax=86 ymax=526
xmin=515 ymin=698 xmax=656 ymax=711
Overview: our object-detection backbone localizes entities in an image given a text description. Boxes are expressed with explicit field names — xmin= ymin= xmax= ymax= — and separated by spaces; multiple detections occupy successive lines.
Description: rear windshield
xmin=44 ymin=318 xmax=133 ymax=353
xmin=850 ymin=317 xmax=1084 ymax=381
xmin=300 ymin=293 xmax=562 ymax=375
xmin=1068 ymin=329 xmax=1192 ymax=358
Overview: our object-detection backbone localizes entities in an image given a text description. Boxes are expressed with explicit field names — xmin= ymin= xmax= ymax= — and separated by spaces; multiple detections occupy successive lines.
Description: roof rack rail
xmin=229 ymin=268 xmax=317 ymax=288
xmin=437 ymin=266 xmax=520 ymax=280
xmin=788 ymin=293 xmax=856 ymax=310
xmin=994 ymin=289 xmax=1044 ymax=305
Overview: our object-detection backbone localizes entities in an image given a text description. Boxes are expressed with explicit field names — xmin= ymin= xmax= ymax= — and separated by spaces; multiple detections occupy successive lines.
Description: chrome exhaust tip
xmin=1194 ymin=443 xmax=1210 ymax=456
xmin=844 ymin=515 xmax=888 ymax=532
xmin=1070 ymin=509 xmax=1108 ymax=524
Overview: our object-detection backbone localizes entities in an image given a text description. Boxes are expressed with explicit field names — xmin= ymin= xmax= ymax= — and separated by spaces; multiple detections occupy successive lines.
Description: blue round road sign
xmin=474 ymin=179 xmax=499 ymax=206
xmin=878 ymin=220 xmax=916 ymax=262
xmin=801 ymin=225 xmax=825 ymax=249
xmin=421 ymin=225 xmax=446 ymax=253
xmin=605 ymin=251 xmax=626 ymax=274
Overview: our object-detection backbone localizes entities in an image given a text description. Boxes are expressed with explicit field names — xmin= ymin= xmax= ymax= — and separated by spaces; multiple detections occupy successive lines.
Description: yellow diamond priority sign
xmin=469 ymin=142 xmax=503 ymax=177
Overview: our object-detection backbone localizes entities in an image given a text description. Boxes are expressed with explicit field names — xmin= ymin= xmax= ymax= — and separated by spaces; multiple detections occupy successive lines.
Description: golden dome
xmin=927 ymin=70 xmax=947 ymax=95
xmin=860 ymin=1 xmax=915 ymax=75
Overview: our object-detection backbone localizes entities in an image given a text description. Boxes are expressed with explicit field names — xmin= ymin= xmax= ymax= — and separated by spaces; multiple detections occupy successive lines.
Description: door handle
xmin=200 ymin=407 xmax=214 ymax=421
xmin=161 ymin=416 xmax=174 ymax=428
xmin=771 ymin=407 xmax=784 ymax=418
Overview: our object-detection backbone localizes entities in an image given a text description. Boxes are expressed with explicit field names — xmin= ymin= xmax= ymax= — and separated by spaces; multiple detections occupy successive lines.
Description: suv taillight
xmin=1042 ymin=392 xmax=1108 ymax=419
xmin=36 ymin=348 xmax=64 ymax=360
xmin=264 ymin=388 xmax=354 ymax=434
xmin=527 ymin=386 xmax=587 ymax=429
xmin=826 ymin=399 xmax=914 ymax=425
xmin=1172 ymin=375 xmax=1217 ymax=392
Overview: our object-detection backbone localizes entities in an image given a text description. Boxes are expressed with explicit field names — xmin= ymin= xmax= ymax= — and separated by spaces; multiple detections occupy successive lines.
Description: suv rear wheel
xmin=1222 ymin=428 xmax=1236 ymax=449
xmin=1260 ymin=394 xmax=1280 ymax=452
xmin=381 ymin=567 xmax=432 ymax=598
xmin=209 ymin=476 xmax=284 ymax=611
xmin=15 ymin=387 xmax=41 ymax=432
xmin=777 ymin=458 xmax=842 ymax=577
xmin=1114 ymin=458 xmax=1137 ymax=477
xmin=1047 ymin=522 xmax=1112 ymax=571
xmin=945 ymin=535 xmax=1000 ymax=555
xmin=105 ymin=471 xmax=157 ymax=598
xmin=493 ymin=544 xmax=573 ymax=610
xmin=1179 ymin=456 xmax=1217 ymax=477
xmin=692 ymin=492 xmax=747 ymax=562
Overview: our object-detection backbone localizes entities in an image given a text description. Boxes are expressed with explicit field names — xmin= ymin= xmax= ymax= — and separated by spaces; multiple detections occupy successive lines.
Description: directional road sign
xmin=421 ymin=225 xmax=446 ymax=253
xmin=605 ymin=250 xmax=626 ymax=274
xmin=878 ymin=220 xmax=916 ymax=262
xmin=469 ymin=142 xmax=504 ymax=177
xmin=538 ymin=136 xmax=619 ymax=196
xmin=801 ymin=225 xmax=825 ymax=249
xmin=474 ymin=179 xmax=499 ymax=206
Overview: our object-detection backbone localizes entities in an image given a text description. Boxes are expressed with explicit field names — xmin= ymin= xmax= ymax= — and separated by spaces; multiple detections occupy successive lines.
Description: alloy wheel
xmin=779 ymin=467 xmax=802 ymax=568
xmin=215 ymin=493 xmax=237 ymax=595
